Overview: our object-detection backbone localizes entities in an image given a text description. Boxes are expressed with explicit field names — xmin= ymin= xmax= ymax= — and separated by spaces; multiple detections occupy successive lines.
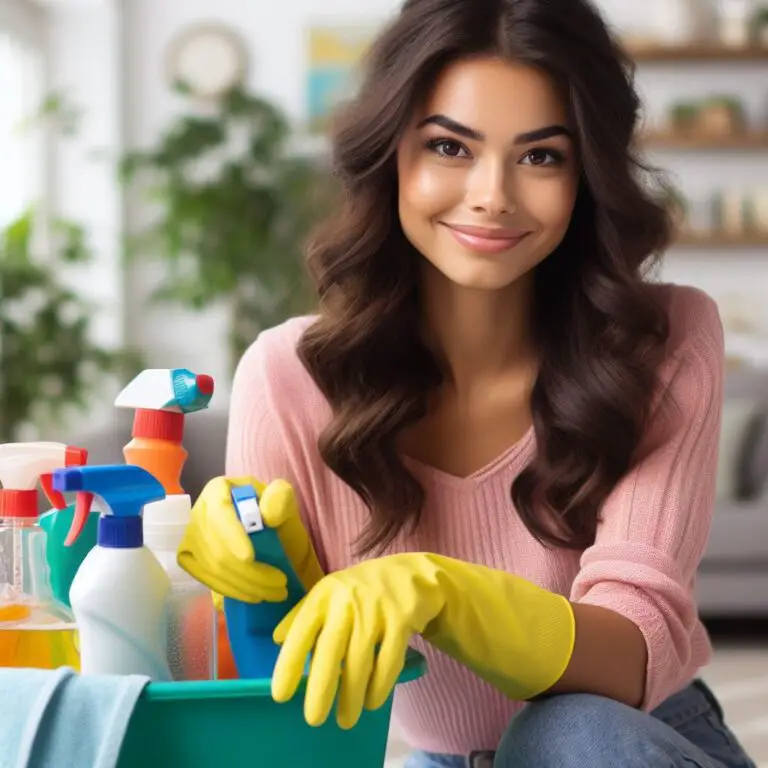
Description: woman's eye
xmin=520 ymin=148 xmax=564 ymax=167
xmin=426 ymin=139 xmax=470 ymax=159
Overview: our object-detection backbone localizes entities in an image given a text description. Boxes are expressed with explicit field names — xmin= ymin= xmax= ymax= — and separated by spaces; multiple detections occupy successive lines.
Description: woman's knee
xmin=494 ymin=693 xmax=675 ymax=768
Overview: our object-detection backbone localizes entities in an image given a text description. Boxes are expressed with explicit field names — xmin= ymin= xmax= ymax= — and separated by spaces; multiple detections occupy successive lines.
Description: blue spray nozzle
xmin=172 ymin=368 xmax=214 ymax=413
xmin=114 ymin=368 xmax=214 ymax=415
xmin=52 ymin=465 xmax=166 ymax=548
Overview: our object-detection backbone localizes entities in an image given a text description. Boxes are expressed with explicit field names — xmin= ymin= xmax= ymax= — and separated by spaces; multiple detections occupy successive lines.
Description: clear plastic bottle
xmin=0 ymin=443 xmax=88 ymax=670
xmin=143 ymin=494 xmax=215 ymax=681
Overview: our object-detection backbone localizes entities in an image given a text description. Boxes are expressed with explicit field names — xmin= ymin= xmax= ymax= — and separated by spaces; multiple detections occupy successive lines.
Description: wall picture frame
xmin=305 ymin=24 xmax=379 ymax=134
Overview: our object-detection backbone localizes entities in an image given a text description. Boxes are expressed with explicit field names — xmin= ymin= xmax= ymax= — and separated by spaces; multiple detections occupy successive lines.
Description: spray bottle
xmin=224 ymin=485 xmax=307 ymax=678
xmin=0 ymin=442 xmax=88 ymax=669
xmin=114 ymin=368 xmax=216 ymax=681
xmin=53 ymin=464 xmax=172 ymax=679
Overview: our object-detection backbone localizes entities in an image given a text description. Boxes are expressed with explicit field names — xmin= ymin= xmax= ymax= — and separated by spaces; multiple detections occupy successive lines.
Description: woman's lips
xmin=442 ymin=223 xmax=530 ymax=254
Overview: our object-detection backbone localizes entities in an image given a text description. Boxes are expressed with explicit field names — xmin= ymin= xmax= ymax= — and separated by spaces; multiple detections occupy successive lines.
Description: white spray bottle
xmin=53 ymin=463 xmax=173 ymax=679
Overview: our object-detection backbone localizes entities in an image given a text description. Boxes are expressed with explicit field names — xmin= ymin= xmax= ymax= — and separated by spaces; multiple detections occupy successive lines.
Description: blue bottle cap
xmin=98 ymin=516 xmax=143 ymax=549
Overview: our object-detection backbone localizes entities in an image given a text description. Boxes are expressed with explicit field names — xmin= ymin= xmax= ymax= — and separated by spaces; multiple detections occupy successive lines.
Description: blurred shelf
xmin=674 ymin=232 xmax=768 ymax=248
xmin=642 ymin=131 xmax=768 ymax=149
xmin=626 ymin=43 xmax=768 ymax=62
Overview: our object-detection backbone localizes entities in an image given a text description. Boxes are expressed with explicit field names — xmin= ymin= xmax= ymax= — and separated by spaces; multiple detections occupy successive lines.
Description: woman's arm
xmin=551 ymin=288 xmax=724 ymax=710
xmin=547 ymin=603 xmax=647 ymax=706
xmin=226 ymin=326 xmax=329 ymax=575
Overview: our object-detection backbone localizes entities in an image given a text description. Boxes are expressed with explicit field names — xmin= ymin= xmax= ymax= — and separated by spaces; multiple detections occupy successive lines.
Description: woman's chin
xmin=427 ymin=256 xmax=533 ymax=292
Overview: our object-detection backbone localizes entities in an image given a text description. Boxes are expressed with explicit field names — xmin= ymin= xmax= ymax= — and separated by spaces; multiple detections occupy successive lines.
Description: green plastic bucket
xmin=118 ymin=649 xmax=425 ymax=768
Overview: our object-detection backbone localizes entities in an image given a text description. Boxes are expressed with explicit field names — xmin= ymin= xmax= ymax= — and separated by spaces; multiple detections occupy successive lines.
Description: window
xmin=0 ymin=4 xmax=45 ymax=227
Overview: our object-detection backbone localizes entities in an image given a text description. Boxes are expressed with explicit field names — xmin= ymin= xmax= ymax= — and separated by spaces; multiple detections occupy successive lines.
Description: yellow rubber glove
xmin=177 ymin=476 xmax=325 ymax=606
xmin=271 ymin=553 xmax=575 ymax=730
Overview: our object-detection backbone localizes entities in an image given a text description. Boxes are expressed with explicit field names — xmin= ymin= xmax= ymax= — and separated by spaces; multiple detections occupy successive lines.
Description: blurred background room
xmin=0 ymin=0 xmax=766 ymax=764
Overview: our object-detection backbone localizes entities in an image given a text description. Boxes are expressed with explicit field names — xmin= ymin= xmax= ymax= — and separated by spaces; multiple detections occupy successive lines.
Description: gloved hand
xmin=271 ymin=553 xmax=575 ymax=730
xmin=177 ymin=476 xmax=325 ymax=605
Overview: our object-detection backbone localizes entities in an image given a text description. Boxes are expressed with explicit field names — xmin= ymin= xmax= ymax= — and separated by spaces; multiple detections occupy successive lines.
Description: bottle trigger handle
xmin=65 ymin=491 xmax=95 ymax=547
xmin=39 ymin=446 xmax=89 ymax=510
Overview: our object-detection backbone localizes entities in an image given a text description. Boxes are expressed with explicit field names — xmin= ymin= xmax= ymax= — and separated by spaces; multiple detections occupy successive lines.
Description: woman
xmin=178 ymin=0 xmax=756 ymax=766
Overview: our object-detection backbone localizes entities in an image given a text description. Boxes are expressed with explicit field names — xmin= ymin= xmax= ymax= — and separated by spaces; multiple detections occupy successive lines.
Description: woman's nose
xmin=465 ymin=158 xmax=515 ymax=217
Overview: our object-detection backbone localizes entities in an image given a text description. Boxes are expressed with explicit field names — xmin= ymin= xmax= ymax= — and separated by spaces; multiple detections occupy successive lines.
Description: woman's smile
xmin=440 ymin=222 xmax=532 ymax=254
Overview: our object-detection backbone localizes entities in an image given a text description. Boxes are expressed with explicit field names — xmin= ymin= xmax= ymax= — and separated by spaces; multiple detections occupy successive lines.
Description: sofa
xmin=67 ymin=367 xmax=768 ymax=618
xmin=695 ymin=365 xmax=768 ymax=617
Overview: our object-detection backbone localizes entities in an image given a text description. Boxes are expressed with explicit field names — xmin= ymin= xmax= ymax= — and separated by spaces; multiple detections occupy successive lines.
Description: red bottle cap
xmin=133 ymin=409 xmax=185 ymax=442
xmin=0 ymin=490 xmax=39 ymax=518
xmin=196 ymin=374 xmax=214 ymax=396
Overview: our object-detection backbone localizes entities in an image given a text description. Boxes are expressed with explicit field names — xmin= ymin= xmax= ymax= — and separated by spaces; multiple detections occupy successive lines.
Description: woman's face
xmin=397 ymin=56 xmax=579 ymax=291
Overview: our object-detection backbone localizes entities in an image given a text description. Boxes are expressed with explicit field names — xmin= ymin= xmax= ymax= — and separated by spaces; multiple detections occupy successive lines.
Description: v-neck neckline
xmin=401 ymin=425 xmax=536 ymax=491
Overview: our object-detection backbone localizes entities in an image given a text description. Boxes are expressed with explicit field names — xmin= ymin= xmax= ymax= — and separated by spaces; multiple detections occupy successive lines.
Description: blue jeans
xmin=405 ymin=680 xmax=756 ymax=768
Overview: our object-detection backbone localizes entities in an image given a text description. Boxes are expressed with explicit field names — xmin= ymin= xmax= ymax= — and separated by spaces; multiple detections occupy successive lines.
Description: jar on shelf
xmin=754 ymin=8 xmax=768 ymax=47
xmin=712 ymin=188 xmax=748 ymax=234
xmin=752 ymin=189 xmax=768 ymax=233
xmin=649 ymin=0 xmax=711 ymax=44
xmin=698 ymin=96 xmax=747 ymax=136
xmin=717 ymin=0 xmax=753 ymax=47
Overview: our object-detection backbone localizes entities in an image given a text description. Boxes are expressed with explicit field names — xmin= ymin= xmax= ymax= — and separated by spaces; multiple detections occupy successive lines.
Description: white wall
xmin=33 ymin=0 xmax=126 ymax=434
xmin=47 ymin=0 xmax=123 ymax=349
xmin=50 ymin=0 xmax=768 ymax=402
xmin=119 ymin=0 xmax=407 ymax=404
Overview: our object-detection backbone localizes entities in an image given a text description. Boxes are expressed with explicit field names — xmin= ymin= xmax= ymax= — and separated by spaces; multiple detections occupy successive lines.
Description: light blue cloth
xmin=0 ymin=666 xmax=149 ymax=768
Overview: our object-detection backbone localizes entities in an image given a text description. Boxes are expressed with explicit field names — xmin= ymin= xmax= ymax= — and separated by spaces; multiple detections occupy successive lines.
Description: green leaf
xmin=52 ymin=220 xmax=91 ymax=263
xmin=117 ymin=82 xmax=332 ymax=367
xmin=0 ymin=208 xmax=136 ymax=441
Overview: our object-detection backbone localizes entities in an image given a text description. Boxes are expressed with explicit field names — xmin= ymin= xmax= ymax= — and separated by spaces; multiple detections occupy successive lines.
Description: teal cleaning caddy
xmin=119 ymin=650 xmax=426 ymax=768
xmin=116 ymin=482 xmax=427 ymax=767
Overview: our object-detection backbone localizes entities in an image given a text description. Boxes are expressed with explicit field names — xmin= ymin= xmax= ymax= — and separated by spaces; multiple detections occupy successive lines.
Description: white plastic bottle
xmin=143 ymin=494 xmax=215 ymax=681
xmin=54 ymin=464 xmax=172 ymax=680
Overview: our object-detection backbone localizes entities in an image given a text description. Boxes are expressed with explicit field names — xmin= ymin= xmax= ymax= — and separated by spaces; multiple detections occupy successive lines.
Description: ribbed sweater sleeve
xmin=224 ymin=317 xmax=330 ymax=571
xmin=570 ymin=286 xmax=725 ymax=710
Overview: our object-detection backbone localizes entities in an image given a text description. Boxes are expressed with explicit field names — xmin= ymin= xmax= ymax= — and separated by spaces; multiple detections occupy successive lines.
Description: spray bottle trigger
xmin=39 ymin=446 xmax=89 ymax=510
xmin=65 ymin=446 xmax=88 ymax=467
xmin=40 ymin=475 xmax=67 ymax=510
xmin=65 ymin=491 xmax=95 ymax=547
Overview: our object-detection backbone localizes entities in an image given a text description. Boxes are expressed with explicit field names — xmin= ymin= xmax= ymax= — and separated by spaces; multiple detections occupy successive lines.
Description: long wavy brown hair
xmin=298 ymin=0 xmax=672 ymax=554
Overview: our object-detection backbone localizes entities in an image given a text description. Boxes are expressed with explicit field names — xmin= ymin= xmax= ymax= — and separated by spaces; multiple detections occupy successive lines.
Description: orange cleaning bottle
xmin=122 ymin=409 xmax=188 ymax=494
xmin=113 ymin=368 xmax=234 ymax=680
xmin=115 ymin=367 xmax=214 ymax=493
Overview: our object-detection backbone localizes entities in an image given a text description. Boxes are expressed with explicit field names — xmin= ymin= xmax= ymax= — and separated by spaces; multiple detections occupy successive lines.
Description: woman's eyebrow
xmin=416 ymin=114 xmax=572 ymax=144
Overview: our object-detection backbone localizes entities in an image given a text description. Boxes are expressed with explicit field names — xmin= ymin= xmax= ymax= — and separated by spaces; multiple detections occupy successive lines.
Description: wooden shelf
xmin=674 ymin=232 xmax=768 ymax=248
xmin=626 ymin=42 xmax=768 ymax=62
xmin=641 ymin=131 xmax=768 ymax=149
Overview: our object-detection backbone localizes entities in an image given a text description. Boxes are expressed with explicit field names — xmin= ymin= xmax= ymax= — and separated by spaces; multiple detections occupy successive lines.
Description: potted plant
xmin=669 ymin=101 xmax=701 ymax=134
xmin=752 ymin=6 xmax=768 ymax=45
xmin=0 ymin=211 xmax=140 ymax=441
xmin=120 ymin=84 xmax=333 ymax=367
xmin=698 ymin=95 xmax=746 ymax=135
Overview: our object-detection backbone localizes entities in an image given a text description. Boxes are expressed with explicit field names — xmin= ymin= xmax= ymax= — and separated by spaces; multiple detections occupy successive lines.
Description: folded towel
xmin=0 ymin=666 xmax=149 ymax=768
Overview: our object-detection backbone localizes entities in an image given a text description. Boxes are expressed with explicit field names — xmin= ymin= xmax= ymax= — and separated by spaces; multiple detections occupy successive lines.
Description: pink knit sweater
xmin=226 ymin=284 xmax=724 ymax=754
